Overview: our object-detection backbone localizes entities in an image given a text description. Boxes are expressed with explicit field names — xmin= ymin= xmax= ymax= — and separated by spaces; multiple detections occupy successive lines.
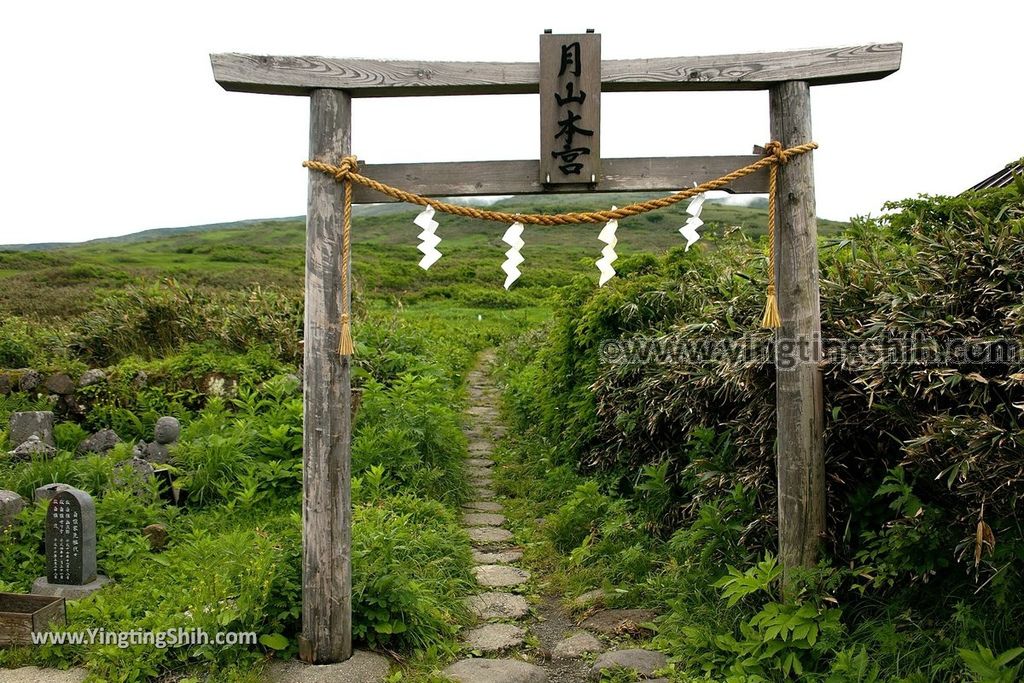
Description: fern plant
xmin=959 ymin=645 xmax=1024 ymax=683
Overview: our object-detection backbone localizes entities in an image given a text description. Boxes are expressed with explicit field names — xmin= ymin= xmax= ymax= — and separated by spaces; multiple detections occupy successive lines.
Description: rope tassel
xmin=338 ymin=158 xmax=357 ymax=356
xmin=761 ymin=142 xmax=785 ymax=330
xmin=761 ymin=285 xmax=781 ymax=329
xmin=339 ymin=313 xmax=354 ymax=356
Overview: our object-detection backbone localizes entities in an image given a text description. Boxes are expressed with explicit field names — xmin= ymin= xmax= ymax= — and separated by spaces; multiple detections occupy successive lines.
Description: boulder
xmin=19 ymin=370 xmax=41 ymax=392
xmin=142 ymin=523 xmax=168 ymax=551
xmin=9 ymin=435 xmax=57 ymax=460
xmin=77 ymin=429 xmax=121 ymax=455
xmin=9 ymin=411 xmax=55 ymax=447
xmin=144 ymin=442 xmax=171 ymax=464
xmin=113 ymin=457 xmax=156 ymax=491
xmin=43 ymin=373 xmax=76 ymax=396
xmin=78 ymin=369 xmax=107 ymax=387
xmin=53 ymin=394 xmax=84 ymax=419
xmin=1 ymin=490 xmax=26 ymax=530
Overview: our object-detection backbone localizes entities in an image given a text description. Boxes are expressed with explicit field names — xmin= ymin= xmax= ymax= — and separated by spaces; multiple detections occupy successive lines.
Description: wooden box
xmin=0 ymin=593 xmax=67 ymax=647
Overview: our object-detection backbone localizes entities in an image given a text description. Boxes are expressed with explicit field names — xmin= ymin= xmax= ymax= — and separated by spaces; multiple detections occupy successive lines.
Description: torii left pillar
xmin=300 ymin=87 xmax=353 ymax=663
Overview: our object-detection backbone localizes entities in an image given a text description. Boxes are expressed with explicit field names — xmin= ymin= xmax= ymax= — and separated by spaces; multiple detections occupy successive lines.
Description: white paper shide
xmin=501 ymin=221 xmax=525 ymax=289
xmin=596 ymin=206 xmax=619 ymax=286
xmin=414 ymin=205 xmax=442 ymax=269
xmin=679 ymin=192 xmax=706 ymax=250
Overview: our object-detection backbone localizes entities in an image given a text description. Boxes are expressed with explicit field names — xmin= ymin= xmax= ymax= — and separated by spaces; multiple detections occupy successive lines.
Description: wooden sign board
xmin=540 ymin=32 xmax=601 ymax=185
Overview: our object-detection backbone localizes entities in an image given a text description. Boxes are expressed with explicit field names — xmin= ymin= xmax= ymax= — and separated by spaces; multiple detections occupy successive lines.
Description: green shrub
xmin=352 ymin=495 xmax=472 ymax=649
xmin=0 ymin=337 xmax=32 ymax=368
xmin=547 ymin=481 xmax=612 ymax=553
xmin=353 ymin=373 xmax=467 ymax=503
xmin=53 ymin=422 xmax=88 ymax=452
xmin=500 ymin=183 xmax=1024 ymax=680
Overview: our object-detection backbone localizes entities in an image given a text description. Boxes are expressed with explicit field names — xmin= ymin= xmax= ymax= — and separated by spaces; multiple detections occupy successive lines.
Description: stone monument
xmin=31 ymin=486 xmax=110 ymax=599
xmin=131 ymin=416 xmax=180 ymax=465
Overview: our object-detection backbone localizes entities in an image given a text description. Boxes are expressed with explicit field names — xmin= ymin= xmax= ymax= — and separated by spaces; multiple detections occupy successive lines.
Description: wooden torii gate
xmin=210 ymin=37 xmax=902 ymax=663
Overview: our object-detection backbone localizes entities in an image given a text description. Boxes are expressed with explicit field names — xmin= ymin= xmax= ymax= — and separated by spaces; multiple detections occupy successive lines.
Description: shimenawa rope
xmin=305 ymin=141 xmax=816 ymax=355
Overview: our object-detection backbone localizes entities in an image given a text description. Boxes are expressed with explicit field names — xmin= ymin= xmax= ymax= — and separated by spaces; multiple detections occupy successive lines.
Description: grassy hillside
xmin=0 ymin=194 xmax=846 ymax=318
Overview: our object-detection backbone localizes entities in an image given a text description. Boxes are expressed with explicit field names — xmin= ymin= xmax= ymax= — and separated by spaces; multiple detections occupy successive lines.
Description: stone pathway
xmin=439 ymin=352 xmax=668 ymax=682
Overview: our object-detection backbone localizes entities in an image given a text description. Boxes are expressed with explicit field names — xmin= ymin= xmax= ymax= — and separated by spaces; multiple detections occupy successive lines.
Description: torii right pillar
xmin=770 ymin=80 xmax=826 ymax=588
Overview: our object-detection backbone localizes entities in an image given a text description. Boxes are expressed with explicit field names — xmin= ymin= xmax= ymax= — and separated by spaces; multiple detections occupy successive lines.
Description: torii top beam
xmin=210 ymin=43 xmax=902 ymax=97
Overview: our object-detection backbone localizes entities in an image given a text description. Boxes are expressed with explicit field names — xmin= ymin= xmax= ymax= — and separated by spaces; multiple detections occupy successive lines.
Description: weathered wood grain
xmin=350 ymin=155 xmax=768 ymax=203
xmin=301 ymin=88 xmax=353 ymax=664
xmin=211 ymin=43 xmax=902 ymax=97
xmin=770 ymin=81 xmax=826 ymax=587
xmin=540 ymin=33 xmax=601 ymax=184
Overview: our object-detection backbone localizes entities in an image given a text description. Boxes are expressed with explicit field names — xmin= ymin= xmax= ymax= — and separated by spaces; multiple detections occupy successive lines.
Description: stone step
xmin=590 ymin=649 xmax=668 ymax=680
xmin=463 ymin=501 xmax=503 ymax=513
xmin=441 ymin=658 xmax=546 ymax=683
xmin=467 ymin=527 xmax=514 ymax=545
xmin=1 ymin=668 xmax=87 ymax=683
xmin=581 ymin=609 xmax=658 ymax=635
xmin=570 ymin=588 xmax=606 ymax=611
xmin=466 ymin=458 xmax=495 ymax=467
xmin=462 ymin=512 xmax=506 ymax=527
xmin=467 ymin=407 xmax=499 ymax=417
xmin=474 ymin=565 xmax=530 ymax=588
xmin=552 ymin=632 xmax=602 ymax=660
xmin=263 ymin=651 xmax=391 ymax=682
xmin=472 ymin=548 xmax=523 ymax=565
xmin=465 ymin=592 xmax=530 ymax=620
xmin=461 ymin=623 xmax=526 ymax=653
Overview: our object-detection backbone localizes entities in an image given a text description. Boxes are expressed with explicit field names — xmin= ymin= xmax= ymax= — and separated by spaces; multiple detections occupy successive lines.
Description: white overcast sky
xmin=1 ymin=1 xmax=1022 ymax=245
